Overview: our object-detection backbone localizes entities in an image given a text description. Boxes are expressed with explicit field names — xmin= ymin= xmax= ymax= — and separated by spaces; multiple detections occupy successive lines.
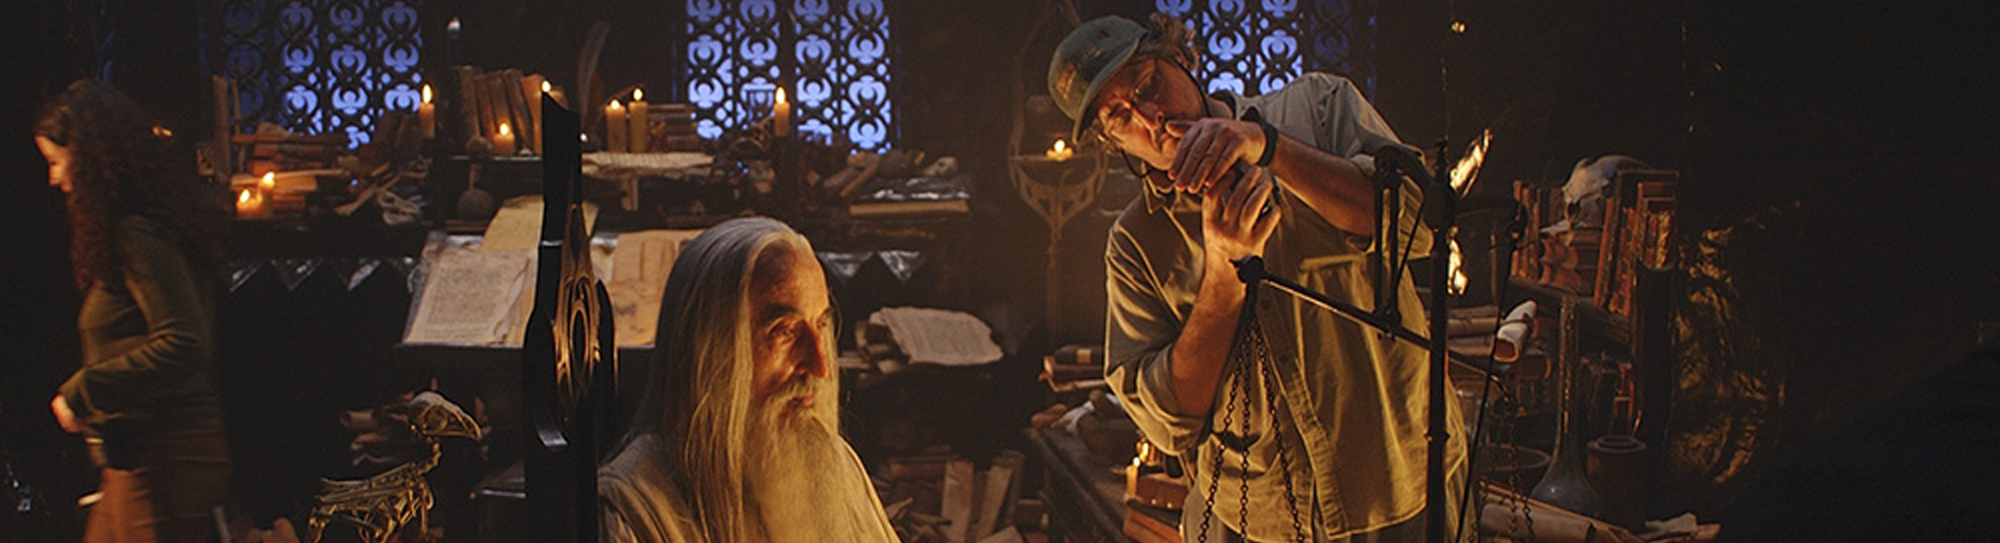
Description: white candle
xmin=418 ymin=84 xmax=436 ymax=140
xmin=236 ymin=188 xmax=268 ymax=218
xmin=628 ymin=87 xmax=650 ymax=153
xmin=605 ymin=100 xmax=628 ymax=152
xmin=494 ymin=122 xmax=517 ymax=156
xmin=774 ymin=87 xmax=791 ymax=138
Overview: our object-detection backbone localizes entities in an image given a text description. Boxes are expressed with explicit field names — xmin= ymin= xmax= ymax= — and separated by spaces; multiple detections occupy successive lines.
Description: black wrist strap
xmin=1242 ymin=106 xmax=1279 ymax=168
xmin=1256 ymin=120 xmax=1279 ymax=167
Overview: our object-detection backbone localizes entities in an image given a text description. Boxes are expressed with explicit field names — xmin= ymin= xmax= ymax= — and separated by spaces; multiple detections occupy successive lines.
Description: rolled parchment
xmin=1494 ymin=300 xmax=1539 ymax=362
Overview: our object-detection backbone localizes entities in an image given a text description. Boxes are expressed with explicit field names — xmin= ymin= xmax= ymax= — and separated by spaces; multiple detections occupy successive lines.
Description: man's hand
xmin=1199 ymin=167 xmax=1281 ymax=268
xmin=1167 ymin=118 xmax=1268 ymax=195
xmin=51 ymin=395 xmax=82 ymax=434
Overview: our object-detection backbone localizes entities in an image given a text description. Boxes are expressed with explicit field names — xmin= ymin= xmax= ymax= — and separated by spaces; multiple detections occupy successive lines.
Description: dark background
xmin=6 ymin=0 xmax=1999 ymax=537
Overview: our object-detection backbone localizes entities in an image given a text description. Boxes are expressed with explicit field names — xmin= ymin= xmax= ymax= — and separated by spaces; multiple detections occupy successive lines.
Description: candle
xmin=235 ymin=188 xmax=268 ymax=218
xmin=494 ymin=122 xmax=517 ymax=156
xmin=773 ymin=87 xmax=791 ymax=138
xmin=418 ymin=84 xmax=436 ymax=140
xmin=546 ymin=81 xmax=567 ymax=108
xmin=628 ymin=88 xmax=650 ymax=153
xmin=605 ymin=100 xmax=628 ymax=153
xmin=1046 ymin=139 xmax=1073 ymax=161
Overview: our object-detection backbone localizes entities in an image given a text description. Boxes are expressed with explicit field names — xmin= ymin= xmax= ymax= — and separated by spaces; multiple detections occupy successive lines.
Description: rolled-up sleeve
xmin=1103 ymin=226 xmax=1210 ymax=455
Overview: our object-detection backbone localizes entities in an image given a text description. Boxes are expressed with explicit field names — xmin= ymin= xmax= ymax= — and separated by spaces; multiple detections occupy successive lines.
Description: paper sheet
xmin=481 ymin=196 xmax=599 ymax=252
xmin=869 ymin=307 xmax=1004 ymax=366
xmin=605 ymin=229 xmax=706 ymax=346
xmin=405 ymin=248 xmax=532 ymax=345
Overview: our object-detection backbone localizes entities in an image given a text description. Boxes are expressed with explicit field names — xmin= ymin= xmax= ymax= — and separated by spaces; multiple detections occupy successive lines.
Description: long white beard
xmin=745 ymin=376 xmax=893 ymax=543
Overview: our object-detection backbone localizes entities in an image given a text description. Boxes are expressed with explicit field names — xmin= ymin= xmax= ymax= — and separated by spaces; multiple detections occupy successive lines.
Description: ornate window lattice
xmin=219 ymin=0 xmax=423 ymax=147
xmin=1156 ymin=0 xmax=1374 ymax=97
xmin=686 ymin=0 xmax=894 ymax=150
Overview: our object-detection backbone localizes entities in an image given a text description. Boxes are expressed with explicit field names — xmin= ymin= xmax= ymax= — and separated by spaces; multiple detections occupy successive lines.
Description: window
xmin=686 ymin=0 xmax=895 ymax=150
xmin=1156 ymin=0 xmax=1374 ymax=96
xmin=219 ymin=0 xmax=424 ymax=147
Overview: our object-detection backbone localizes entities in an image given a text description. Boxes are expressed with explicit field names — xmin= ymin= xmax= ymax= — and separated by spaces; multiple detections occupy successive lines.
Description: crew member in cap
xmin=1051 ymin=14 xmax=1469 ymax=543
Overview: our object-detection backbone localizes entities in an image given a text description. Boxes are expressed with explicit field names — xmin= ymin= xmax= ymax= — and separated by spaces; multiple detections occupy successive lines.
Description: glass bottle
xmin=1531 ymin=297 xmax=1601 ymax=516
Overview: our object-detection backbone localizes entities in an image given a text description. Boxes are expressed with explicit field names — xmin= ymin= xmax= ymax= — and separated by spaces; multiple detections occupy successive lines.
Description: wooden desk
xmin=1028 ymin=427 xmax=1185 ymax=543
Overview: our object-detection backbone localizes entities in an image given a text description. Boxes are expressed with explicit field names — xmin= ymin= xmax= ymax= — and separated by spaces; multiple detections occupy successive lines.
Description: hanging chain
xmin=1246 ymin=317 xmax=1309 ymax=543
xmin=1196 ymin=283 xmax=1311 ymax=543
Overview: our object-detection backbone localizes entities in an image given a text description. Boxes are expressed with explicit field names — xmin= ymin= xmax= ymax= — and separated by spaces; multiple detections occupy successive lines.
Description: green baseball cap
xmin=1048 ymin=16 xmax=1147 ymax=143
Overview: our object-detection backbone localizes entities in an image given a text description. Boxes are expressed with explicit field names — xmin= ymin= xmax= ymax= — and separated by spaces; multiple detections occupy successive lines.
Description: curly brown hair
xmin=36 ymin=79 xmax=225 ymax=290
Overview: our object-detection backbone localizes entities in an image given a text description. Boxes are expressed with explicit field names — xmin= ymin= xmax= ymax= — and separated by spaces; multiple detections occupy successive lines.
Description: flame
xmin=633 ymin=87 xmax=644 ymax=102
xmin=1448 ymin=239 xmax=1468 ymax=295
xmin=776 ymin=87 xmax=787 ymax=105
xmin=1450 ymin=129 xmax=1492 ymax=194
xmin=608 ymin=100 xmax=623 ymax=112
xmin=498 ymin=123 xmax=512 ymax=136
xmin=421 ymin=84 xmax=432 ymax=104
xmin=541 ymin=80 xmax=552 ymax=93
xmin=238 ymin=189 xmax=253 ymax=204
xmin=1046 ymin=139 xmax=1074 ymax=161
xmin=259 ymin=171 xmax=275 ymax=191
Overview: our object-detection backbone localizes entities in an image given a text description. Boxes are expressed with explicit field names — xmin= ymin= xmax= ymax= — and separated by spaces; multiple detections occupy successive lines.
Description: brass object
xmin=306 ymin=391 xmax=481 ymax=543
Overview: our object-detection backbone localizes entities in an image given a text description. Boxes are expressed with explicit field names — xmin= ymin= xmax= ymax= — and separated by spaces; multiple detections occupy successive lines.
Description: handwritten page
xmin=605 ymin=229 xmax=706 ymax=346
xmin=870 ymin=307 xmax=1004 ymax=366
xmin=405 ymin=248 xmax=532 ymax=345
xmin=481 ymin=196 xmax=600 ymax=252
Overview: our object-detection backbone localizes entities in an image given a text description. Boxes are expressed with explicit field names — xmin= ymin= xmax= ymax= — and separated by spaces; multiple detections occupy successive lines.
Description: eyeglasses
xmin=1094 ymin=60 xmax=1165 ymax=138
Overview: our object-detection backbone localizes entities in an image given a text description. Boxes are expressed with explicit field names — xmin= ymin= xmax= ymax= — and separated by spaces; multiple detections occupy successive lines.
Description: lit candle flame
xmin=238 ymin=189 xmax=253 ymax=204
xmin=775 ymin=88 xmax=787 ymax=105
xmin=633 ymin=87 xmax=643 ymax=102
xmin=421 ymin=84 xmax=432 ymax=104
xmin=259 ymin=171 xmax=275 ymax=191
xmin=541 ymin=80 xmax=552 ymax=93
xmin=499 ymin=123 xmax=512 ymax=137
xmin=608 ymin=100 xmax=623 ymax=112
xmin=1046 ymin=139 xmax=1074 ymax=161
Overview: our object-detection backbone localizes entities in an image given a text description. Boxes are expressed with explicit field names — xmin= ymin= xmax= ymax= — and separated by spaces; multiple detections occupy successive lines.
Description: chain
xmin=1196 ymin=284 xmax=1312 ymax=543
xmin=1248 ymin=318 xmax=1309 ymax=543
xmin=1195 ymin=320 xmax=1246 ymax=543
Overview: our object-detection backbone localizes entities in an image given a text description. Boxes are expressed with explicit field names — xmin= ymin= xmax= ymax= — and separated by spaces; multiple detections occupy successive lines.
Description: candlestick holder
xmin=1007 ymin=149 xmax=1105 ymax=333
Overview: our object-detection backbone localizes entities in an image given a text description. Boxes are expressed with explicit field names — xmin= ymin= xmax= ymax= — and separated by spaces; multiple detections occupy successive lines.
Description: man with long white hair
xmin=598 ymin=217 xmax=899 ymax=543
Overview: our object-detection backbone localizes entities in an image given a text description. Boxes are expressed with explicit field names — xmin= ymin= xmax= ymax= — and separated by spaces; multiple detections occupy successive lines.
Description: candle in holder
xmin=773 ymin=87 xmax=791 ymax=138
xmin=494 ymin=122 xmax=517 ymax=156
xmin=605 ymin=100 xmax=628 ymax=152
xmin=418 ymin=84 xmax=436 ymax=140
xmin=628 ymin=87 xmax=650 ymax=153
xmin=1046 ymin=139 xmax=1073 ymax=161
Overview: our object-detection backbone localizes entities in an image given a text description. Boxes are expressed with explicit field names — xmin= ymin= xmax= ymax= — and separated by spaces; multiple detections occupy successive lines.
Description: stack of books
xmin=236 ymin=132 xmax=347 ymax=175
xmin=1594 ymin=170 xmax=1678 ymax=317
xmin=1040 ymin=344 xmax=1105 ymax=393
xmin=651 ymin=103 xmax=701 ymax=152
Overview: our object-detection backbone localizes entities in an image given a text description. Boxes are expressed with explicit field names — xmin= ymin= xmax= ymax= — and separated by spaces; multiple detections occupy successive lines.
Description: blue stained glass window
xmin=220 ymin=0 xmax=423 ymax=147
xmin=686 ymin=0 xmax=895 ymax=150
xmin=1156 ymin=0 xmax=1375 ymax=97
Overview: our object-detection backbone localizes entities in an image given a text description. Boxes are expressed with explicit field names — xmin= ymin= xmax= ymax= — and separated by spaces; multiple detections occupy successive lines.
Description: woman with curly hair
xmin=36 ymin=78 xmax=230 ymax=543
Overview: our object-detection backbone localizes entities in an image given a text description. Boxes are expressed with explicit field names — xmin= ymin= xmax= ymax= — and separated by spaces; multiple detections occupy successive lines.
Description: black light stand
xmin=1227 ymin=141 xmax=1473 ymax=543
xmin=523 ymin=93 xmax=617 ymax=543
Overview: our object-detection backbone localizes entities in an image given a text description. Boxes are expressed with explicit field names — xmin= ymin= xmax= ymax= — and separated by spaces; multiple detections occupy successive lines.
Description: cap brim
xmin=1070 ymin=41 xmax=1143 ymax=144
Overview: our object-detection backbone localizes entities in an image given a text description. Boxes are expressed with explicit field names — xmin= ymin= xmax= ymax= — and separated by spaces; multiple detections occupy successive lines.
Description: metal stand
xmin=523 ymin=93 xmax=616 ymax=543
xmin=1226 ymin=141 xmax=1473 ymax=543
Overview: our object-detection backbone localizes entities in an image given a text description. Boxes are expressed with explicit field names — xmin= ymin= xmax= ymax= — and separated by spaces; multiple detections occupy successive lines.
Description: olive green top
xmin=60 ymin=215 xmax=222 ymax=436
